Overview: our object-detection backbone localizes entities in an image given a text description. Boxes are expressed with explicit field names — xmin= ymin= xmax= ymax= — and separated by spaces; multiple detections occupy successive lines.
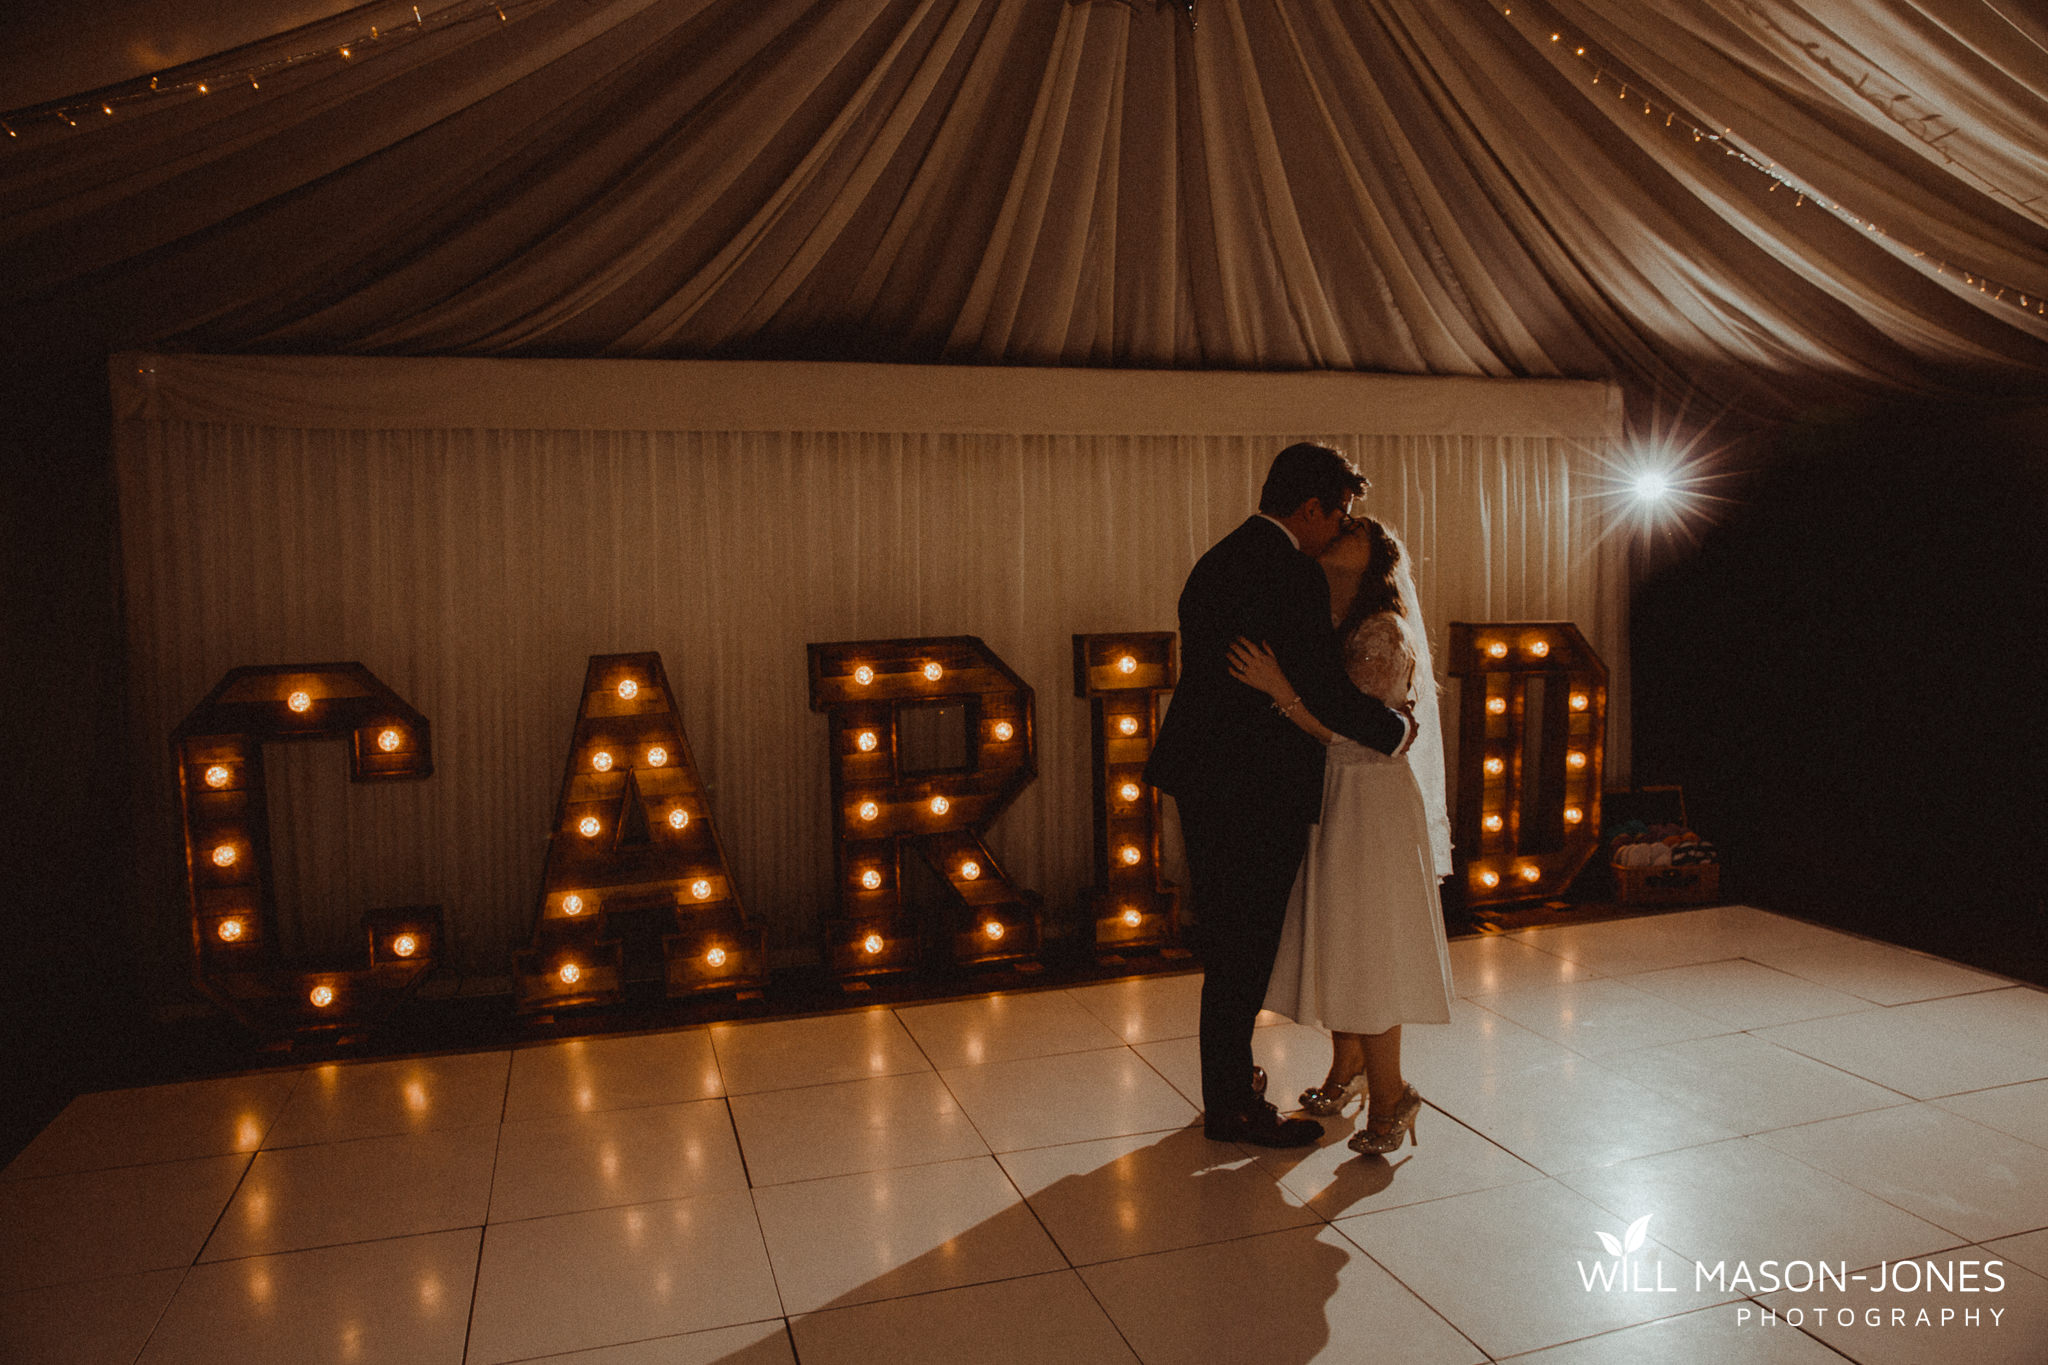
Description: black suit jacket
xmin=1145 ymin=516 xmax=1407 ymax=826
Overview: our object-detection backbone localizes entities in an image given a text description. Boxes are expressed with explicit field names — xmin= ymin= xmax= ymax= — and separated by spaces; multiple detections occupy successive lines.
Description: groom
xmin=1146 ymin=443 xmax=1412 ymax=1146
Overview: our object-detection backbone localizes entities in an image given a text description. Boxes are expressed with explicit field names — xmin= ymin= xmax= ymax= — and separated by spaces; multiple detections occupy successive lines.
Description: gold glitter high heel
xmin=1297 ymin=1073 xmax=1365 ymax=1117
xmin=1347 ymin=1085 xmax=1422 ymax=1155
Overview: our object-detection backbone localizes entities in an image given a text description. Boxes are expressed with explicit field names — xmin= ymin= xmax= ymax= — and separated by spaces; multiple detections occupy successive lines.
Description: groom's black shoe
xmin=1205 ymin=1101 xmax=1323 ymax=1148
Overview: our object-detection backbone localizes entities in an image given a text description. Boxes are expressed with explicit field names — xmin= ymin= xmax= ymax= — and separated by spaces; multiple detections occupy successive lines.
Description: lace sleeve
xmin=1343 ymin=614 xmax=1416 ymax=706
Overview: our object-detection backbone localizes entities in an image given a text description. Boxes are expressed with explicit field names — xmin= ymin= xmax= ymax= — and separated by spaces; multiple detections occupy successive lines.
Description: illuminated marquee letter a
xmin=515 ymin=652 xmax=765 ymax=1012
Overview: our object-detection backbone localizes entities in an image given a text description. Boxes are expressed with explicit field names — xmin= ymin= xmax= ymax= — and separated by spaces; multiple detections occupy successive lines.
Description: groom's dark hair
xmin=1258 ymin=442 xmax=1367 ymax=517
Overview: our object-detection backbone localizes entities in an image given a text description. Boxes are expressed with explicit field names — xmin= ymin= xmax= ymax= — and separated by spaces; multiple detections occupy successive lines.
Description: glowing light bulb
xmin=668 ymin=808 xmax=689 ymax=830
xmin=858 ymin=800 xmax=879 ymax=821
xmin=1570 ymin=693 xmax=1589 ymax=711
xmin=690 ymin=879 xmax=712 ymax=900
xmin=860 ymin=869 xmax=882 ymax=890
xmin=217 ymin=919 xmax=244 ymax=942
xmin=288 ymin=691 xmax=311 ymax=712
xmin=1120 ymin=844 xmax=1142 ymax=866
xmin=1564 ymin=806 xmax=1584 ymax=824
xmin=1479 ymin=870 xmax=1500 ymax=889
xmin=853 ymin=665 xmax=875 ymax=686
xmin=1567 ymin=750 xmax=1588 ymax=770
xmin=646 ymin=746 xmax=667 ymax=767
xmin=1633 ymin=472 xmax=1670 ymax=501
xmin=856 ymin=730 xmax=878 ymax=752
xmin=1484 ymin=756 xmax=1505 ymax=776
xmin=212 ymin=844 xmax=237 ymax=868
xmin=993 ymin=721 xmax=1014 ymax=741
xmin=705 ymin=947 xmax=727 ymax=968
xmin=591 ymin=751 xmax=613 ymax=772
xmin=1117 ymin=716 xmax=1140 ymax=736
xmin=392 ymin=934 xmax=418 ymax=958
xmin=310 ymin=985 xmax=335 ymax=1007
xmin=204 ymin=765 xmax=232 ymax=788
xmin=1529 ymin=640 xmax=1550 ymax=658
xmin=929 ymin=795 xmax=949 ymax=815
xmin=1116 ymin=655 xmax=1138 ymax=674
xmin=862 ymin=933 xmax=884 ymax=955
xmin=960 ymin=861 xmax=981 ymax=880
xmin=1483 ymin=814 xmax=1503 ymax=832
xmin=559 ymin=963 xmax=581 ymax=985
xmin=1121 ymin=907 xmax=1143 ymax=928
xmin=377 ymin=728 xmax=403 ymax=752
xmin=923 ymin=662 xmax=944 ymax=681
xmin=1518 ymin=864 xmax=1542 ymax=882
xmin=1487 ymin=697 xmax=1508 ymax=715
xmin=562 ymin=894 xmax=585 ymax=916
xmin=983 ymin=921 xmax=1005 ymax=941
xmin=1119 ymin=782 xmax=1142 ymax=802
xmin=617 ymin=679 xmax=639 ymax=700
xmin=579 ymin=816 xmax=601 ymax=837
xmin=1485 ymin=641 xmax=1508 ymax=659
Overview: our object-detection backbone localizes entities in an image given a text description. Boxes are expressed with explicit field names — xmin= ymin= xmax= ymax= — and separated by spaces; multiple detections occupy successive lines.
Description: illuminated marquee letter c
xmin=172 ymin=662 xmax=439 ymax=1034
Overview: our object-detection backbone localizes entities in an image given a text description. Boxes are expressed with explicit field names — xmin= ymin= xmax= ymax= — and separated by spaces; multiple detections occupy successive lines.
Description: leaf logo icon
xmin=1594 ymin=1213 xmax=1653 ymax=1257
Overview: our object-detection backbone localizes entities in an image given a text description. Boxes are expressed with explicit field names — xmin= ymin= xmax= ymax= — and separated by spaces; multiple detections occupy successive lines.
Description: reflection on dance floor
xmin=3 ymin=905 xmax=2046 ymax=1363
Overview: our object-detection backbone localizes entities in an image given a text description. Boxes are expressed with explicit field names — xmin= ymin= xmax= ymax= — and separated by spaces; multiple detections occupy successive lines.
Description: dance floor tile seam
xmin=181 ymin=1220 xmax=497 ymax=1266
xmin=11 ymin=908 xmax=2046 ymax=1363
xmin=0 ymin=1067 xmax=311 ymax=1183
xmin=1461 ymin=992 xmax=2042 ymax=1137
xmin=470 ymin=1314 xmax=798 ymax=1365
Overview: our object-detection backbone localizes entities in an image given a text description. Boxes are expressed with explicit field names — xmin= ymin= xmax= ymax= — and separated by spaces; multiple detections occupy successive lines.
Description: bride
xmin=1226 ymin=514 xmax=1454 ymax=1155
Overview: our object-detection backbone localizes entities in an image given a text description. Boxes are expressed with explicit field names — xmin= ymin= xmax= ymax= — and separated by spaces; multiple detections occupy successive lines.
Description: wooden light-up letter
xmin=1072 ymin=633 xmax=1180 ymax=949
xmin=807 ymin=637 xmax=1039 ymax=977
xmin=1447 ymin=622 xmax=1607 ymax=905
xmin=173 ymin=663 xmax=439 ymax=1034
xmin=515 ymin=652 xmax=765 ymax=1013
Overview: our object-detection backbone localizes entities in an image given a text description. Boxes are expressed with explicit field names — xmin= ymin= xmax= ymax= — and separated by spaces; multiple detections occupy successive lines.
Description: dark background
xmin=1630 ymin=402 xmax=2048 ymax=987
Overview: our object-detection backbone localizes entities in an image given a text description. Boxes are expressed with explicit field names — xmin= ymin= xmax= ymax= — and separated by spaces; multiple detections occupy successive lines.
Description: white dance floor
xmin=4 ymin=905 xmax=2046 ymax=1363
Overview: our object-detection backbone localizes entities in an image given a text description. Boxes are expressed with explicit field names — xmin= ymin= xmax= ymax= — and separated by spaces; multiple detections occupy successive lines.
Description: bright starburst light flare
xmin=1576 ymin=391 xmax=1743 ymax=559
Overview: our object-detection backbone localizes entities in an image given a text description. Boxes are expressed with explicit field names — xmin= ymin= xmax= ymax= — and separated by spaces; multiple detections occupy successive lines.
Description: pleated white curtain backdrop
xmin=114 ymin=356 xmax=1626 ymax=982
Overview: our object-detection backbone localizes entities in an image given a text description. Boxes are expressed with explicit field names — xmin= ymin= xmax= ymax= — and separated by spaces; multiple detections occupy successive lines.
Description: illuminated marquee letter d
xmin=1448 ymin=621 xmax=1607 ymax=904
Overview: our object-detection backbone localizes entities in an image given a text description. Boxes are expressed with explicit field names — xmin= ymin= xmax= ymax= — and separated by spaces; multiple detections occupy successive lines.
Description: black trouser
xmin=1175 ymin=795 xmax=1311 ymax=1121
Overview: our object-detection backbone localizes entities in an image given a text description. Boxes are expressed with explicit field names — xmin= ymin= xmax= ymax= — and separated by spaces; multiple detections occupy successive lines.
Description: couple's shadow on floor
xmin=711 ymin=1113 xmax=1417 ymax=1364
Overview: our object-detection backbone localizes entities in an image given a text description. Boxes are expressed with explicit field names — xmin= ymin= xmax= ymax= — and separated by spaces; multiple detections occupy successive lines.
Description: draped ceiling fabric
xmin=1 ymin=0 xmax=2045 ymax=411
xmin=113 ymin=354 xmax=1626 ymax=972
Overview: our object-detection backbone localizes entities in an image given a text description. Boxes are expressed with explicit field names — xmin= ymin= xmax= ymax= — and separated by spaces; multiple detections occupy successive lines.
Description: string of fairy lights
xmin=6 ymin=0 xmax=2040 ymax=324
xmin=1491 ymin=2 xmax=2048 ymax=321
xmin=0 ymin=0 xmax=550 ymax=138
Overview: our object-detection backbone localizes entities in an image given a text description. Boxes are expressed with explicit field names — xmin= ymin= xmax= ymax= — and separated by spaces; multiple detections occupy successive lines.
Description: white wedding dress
xmin=1263 ymin=611 xmax=1456 ymax=1035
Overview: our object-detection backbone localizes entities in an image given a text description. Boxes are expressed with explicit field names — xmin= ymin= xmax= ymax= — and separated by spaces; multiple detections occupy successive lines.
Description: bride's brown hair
xmin=1335 ymin=517 xmax=1407 ymax=643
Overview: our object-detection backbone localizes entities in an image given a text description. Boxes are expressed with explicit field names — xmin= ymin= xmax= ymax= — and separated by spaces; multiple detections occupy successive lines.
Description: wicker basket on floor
xmin=1612 ymin=861 xmax=1721 ymax=906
